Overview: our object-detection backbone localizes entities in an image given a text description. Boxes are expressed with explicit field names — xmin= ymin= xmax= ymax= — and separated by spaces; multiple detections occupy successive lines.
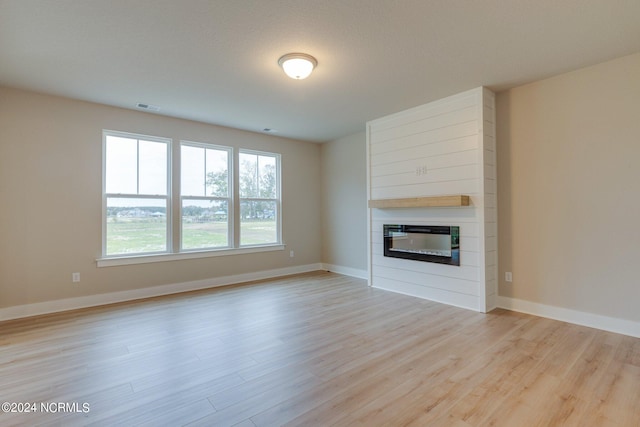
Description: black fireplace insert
xmin=383 ymin=224 xmax=460 ymax=266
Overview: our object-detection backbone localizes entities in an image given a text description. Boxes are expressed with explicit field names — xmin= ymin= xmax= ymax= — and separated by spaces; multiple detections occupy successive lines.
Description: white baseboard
xmin=0 ymin=263 xmax=323 ymax=322
xmin=321 ymin=263 xmax=368 ymax=280
xmin=497 ymin=296 xmax=640 ymax=339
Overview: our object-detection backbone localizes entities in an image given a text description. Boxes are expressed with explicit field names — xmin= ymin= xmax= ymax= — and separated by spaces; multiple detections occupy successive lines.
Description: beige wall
xmin=320 ymin=132 xmax=367 ymax=273
xmin=497 ymin=53 xmax=640 ymax=322
xmin=0 ymin=87 xmax=321 ymax=309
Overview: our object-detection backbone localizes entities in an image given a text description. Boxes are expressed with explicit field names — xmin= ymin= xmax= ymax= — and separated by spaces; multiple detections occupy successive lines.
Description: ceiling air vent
xmin=136 ymin=103 xmax=160 ymax=112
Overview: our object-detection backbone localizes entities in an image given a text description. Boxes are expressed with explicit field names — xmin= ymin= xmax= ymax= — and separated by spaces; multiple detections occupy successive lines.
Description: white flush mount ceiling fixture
xmin=278 ymin=53 xmax=317 ymax=80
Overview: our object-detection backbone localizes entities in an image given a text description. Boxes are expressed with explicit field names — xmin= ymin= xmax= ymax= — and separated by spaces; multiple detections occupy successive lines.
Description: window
xmin=239 ymin=150 xmax=281 ymax=246
xmin=101 ymin=130 xmax=282 ymax=264
xmin=181 ymin=142 xmax=231 ymax=250
xmin=103 ymin=131 xmax=170 ymax=256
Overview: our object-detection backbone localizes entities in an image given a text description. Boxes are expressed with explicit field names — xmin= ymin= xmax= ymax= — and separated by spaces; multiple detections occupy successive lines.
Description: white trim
xmin=497 ymin=296 xmax=640 ymax=339
xmin=321 ymin=263 xmax=368 ymax=280
xmin=179 ymin=141 xmax=234 ymax=251
xmin=97 ymin=244 xmax=285 ymax=267
xmin=366 ymin=124 xmax=373 ymax=287
xmin=102 ymin=130 xmax=173 ymax=257
xmin=238 ymin=149 xmax=282 ymax=246
xmin=0 ymin=263 xmax=323 ymax=322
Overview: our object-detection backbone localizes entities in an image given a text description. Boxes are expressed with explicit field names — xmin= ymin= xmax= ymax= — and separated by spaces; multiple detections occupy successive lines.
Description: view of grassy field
xmin=106 ymin=219 xmax=276 ymax=255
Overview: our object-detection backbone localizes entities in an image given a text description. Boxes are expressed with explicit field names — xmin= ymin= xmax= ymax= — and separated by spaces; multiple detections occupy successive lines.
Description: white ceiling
xmin=1 ymin=1 xmax=639 ymax=142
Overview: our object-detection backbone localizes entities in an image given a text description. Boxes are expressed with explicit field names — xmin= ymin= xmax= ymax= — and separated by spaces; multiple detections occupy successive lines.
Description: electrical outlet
xmin=289 ymin=250 xmax=294 ymax=258
xmin=505 ymin=272 xmax=512 ymax=283
xmin=72 ymin=272 xmax=81 ymax=283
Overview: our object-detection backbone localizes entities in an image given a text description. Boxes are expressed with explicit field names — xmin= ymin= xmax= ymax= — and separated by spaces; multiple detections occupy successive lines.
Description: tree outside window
xmin=239 ymin=151 xmax=280 ymax=245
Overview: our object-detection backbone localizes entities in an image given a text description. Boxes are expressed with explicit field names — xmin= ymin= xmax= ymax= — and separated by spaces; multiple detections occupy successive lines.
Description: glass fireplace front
xmin=383 ymin=224 xmax=460 ymax=266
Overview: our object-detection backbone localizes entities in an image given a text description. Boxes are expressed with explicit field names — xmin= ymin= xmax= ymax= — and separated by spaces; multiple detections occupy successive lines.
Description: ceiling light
xmin=278 ymin=53 xmax=317 ymax=80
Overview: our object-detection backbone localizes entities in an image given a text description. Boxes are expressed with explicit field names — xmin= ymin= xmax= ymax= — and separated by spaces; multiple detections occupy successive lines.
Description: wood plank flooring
xmin=1 ymin=271 xmax=639 ymax=426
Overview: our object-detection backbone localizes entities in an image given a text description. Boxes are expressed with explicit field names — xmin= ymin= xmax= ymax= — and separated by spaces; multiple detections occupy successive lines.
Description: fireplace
xmin=383 ymin=224 xmax=460 ymax=266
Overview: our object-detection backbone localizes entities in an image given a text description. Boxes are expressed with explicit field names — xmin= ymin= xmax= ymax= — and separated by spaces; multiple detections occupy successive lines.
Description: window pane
xmin=106 ymin=197 xmax=167 ymax=255
xmin=181 ymin=145 xmax=205 ymax=197
xmin=139 ymin=140 xmax=167 ymax=195
xmin=258 ymin=155 xmax=277 ymax=198
xmin=240 ymin=201 xmax=276 ymax=245
xmin=239 ymin=152 xmax=258 ymax=198
xmin=205 ymin=148 xmax=228 ymax=197
xmin=105 ymin=135 xmax=137 ymax=194
xmin=182 ymin=199 xmax=229 ymax=249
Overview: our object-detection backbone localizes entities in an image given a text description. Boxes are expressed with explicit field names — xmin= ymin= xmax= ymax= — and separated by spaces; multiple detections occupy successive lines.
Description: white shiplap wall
xmin=367 ymin=87 xmax=497 ymax=312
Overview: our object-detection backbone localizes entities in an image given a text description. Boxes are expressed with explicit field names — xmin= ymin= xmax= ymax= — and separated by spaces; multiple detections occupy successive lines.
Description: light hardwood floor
xmin=1 ymin=271 xmax=639 ymax=426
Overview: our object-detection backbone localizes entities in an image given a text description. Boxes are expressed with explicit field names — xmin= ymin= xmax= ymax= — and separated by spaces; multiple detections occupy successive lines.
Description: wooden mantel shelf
xmin=368 ymin=195 xmax=470 ymax=209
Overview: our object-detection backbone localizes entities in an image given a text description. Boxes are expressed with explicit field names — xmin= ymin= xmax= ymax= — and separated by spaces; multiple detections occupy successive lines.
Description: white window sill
xmin=97 ymin=244 xmax=285 ymax=267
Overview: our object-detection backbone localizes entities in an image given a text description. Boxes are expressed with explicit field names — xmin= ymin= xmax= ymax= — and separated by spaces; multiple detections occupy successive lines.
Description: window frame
xmin=98 ymin=132 xmax=284 ymax=267
xmin=238 ymin=149 xmax=282 ymax=247
xmin=102 ymin=130 xmax=172 ymax=258
xmin=179 ymin=140 xmax=233 ymax=252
